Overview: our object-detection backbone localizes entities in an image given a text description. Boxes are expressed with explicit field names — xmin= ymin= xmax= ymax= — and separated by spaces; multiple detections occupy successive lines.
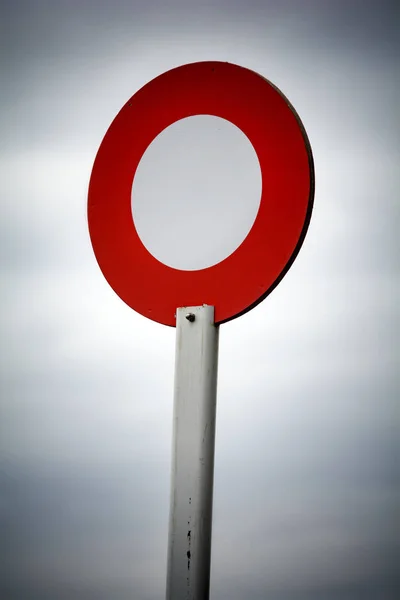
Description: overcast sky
xmin=1 ymin=1 xmax=399 ymax=599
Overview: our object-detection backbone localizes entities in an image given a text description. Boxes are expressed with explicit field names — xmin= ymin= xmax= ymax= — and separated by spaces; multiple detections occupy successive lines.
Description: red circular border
xmin=88 ymin=61 xmax=314 ymax=326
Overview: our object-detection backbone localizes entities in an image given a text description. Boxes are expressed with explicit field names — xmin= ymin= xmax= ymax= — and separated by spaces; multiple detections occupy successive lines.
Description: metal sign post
xmin=166 ymin=306 xmax=219 ymax=599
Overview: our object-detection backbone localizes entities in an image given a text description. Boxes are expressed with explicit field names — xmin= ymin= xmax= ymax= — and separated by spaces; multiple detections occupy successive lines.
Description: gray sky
xmin=1 ymin=1 xmax=399 ymax=599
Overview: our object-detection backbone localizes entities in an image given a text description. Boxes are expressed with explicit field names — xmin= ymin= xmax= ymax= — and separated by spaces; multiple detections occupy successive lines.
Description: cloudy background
xmin=1 ymin=1 xmax=399 ymax=598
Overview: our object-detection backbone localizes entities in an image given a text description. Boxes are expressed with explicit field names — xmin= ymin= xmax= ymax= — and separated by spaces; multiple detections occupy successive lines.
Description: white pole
xmin=166 ymin=305 xmax=219 ymax=600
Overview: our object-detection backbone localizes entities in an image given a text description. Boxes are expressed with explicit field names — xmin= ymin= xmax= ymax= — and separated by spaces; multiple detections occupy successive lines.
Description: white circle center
xmin=131 ymin=115 xmax=262 ymax=271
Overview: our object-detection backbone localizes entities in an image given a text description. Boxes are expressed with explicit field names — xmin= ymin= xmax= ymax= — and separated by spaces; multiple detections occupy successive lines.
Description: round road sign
xmin=88 ymin=61 xmax=314 ymax=326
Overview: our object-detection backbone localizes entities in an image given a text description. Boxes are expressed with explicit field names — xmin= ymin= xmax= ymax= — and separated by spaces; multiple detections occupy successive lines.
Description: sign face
xmin=88 ymin=61 xmax=314 ymax=326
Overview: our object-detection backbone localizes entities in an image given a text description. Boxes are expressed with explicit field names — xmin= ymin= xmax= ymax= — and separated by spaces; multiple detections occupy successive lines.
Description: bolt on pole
xmin=166 ymin=305 xmax=219 ymax=600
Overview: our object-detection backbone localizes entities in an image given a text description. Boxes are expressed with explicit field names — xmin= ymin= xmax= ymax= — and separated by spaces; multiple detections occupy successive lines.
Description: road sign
xmin=88 ymin=61 xmax=314 ymax=326
xmin=88 ymin=61 xmax=314 ymax=600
